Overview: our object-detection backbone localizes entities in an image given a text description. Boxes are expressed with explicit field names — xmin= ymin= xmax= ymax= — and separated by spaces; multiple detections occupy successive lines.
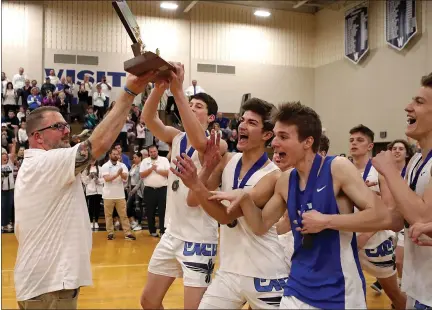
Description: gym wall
xmin=2 ymin=1 xmax=431 ymax=154
xmin=314 ymin=0 xmax=432 ymax=154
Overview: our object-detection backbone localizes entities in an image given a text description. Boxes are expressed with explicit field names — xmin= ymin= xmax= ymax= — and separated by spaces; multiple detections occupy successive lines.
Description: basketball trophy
xmin=112 ymin=1 xmax=175 ymax=78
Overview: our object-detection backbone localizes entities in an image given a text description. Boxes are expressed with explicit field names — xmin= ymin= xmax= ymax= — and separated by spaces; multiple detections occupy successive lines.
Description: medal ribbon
xmin=232 ymin=153 xmax=268 ymax=189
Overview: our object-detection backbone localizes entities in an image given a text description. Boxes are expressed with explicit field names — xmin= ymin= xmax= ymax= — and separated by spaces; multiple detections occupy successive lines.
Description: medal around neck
xmin=172 ymin=180 xmax=179 ymax=192
xmin=112 ymin=1 xmax=175 ymax=79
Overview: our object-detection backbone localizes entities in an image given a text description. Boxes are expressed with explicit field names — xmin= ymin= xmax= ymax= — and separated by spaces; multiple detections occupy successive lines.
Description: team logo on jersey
xmin=183 ymin=242 xmax=217 ymax=257
xmin=254 ymin=277 xmax=289 ymax=292
xmin=183 ymin=259 xmax=215 ymax=283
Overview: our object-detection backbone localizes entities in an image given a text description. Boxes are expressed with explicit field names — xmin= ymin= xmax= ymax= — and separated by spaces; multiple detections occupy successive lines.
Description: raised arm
xmin=302 ymin=157 xmax=398 ymax=234
xmin=372 ymin=150 xmax=432 ymax=224
xmin=169 ymin=63 xmax=226 ymax=154
xmin=141 ymin=81 xmax=180 ymax=144
xmin=74 ymin=71 xmax=156 ymax=176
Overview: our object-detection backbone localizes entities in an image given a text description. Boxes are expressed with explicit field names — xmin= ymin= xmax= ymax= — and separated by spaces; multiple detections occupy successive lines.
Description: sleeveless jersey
xmin=285 ymin=156 xmax=366 ymax=309
xmin=402 ymin=152 xmax=432 ymax=306
xmin=358 ymin=165 xmax=392 ymax=249
xmin=219 ymin=152 xmax=288 ymax=278
xmin=165 ymin=132 xmax=219 ymax=244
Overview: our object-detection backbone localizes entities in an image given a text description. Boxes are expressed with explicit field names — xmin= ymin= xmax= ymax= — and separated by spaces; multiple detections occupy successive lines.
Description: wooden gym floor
xmin=2 ymin=231 xmax=391 ymax=309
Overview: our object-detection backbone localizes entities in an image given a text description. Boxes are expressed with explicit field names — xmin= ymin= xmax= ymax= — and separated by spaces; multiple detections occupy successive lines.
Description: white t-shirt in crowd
xmin=1 ymin=160 xmax=15 ymax=190
xmin=92 ymin=92 xmax=106 ymax=107
xmin=13 ymin=144 xmax=93 ymax=301
xmin=96 ymin=82 xmax=112 ymax=98
xmin=139 ymin=156 xmax=170 ymax=188
xmin=101 ymin=160 xmax=128 ymax=199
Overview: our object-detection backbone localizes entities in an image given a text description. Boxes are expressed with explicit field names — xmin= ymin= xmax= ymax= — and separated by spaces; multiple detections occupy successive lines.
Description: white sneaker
xmin=7 ymin=224 xmax=13 ymax=231
xmin=94 ymin=222 xmax=99 ymax=229
xmin=131 ymin=221 xmax=138 ymax=229
xmin=90 ymin=223 xmax=94 ymax=229
xmin=133 ymin=225 xmax=142 ymax=231
xmin=114 ymin=221 xmax=120 ymax=228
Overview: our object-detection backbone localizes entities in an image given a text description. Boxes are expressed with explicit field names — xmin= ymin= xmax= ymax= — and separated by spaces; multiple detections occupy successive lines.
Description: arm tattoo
xmin=75 ymin=139 xmax=92 ymax=175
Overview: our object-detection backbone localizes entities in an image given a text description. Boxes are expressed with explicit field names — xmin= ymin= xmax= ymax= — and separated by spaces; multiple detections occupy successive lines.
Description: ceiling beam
xmin=293 ymin=0 xmax=309 ymax=9
xmin=184 ymin=1 xmax=199 ymax=13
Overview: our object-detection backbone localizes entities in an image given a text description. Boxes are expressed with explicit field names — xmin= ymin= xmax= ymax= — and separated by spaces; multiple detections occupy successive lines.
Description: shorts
xmin=280 ymin=296 xmax=319 ymax=310
xmin=278 ymin=233 xmax=294 ymax=272
xmin=406 ymin=296 xmax=432 ymax=309
xmin=148 ymin=232 xmax=217 ymax=287
xmin=396 ymin=230 xmax=405 ymax=247
xmin=359 ymin=237 xmax=396 ymax=279
xmin=198 ymin=270 xmax=287 ymax=309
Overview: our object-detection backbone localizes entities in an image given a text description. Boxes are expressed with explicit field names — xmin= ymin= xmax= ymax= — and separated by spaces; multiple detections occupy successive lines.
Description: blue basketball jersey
xmin=284 ymin=156 xmax=366 ymax=309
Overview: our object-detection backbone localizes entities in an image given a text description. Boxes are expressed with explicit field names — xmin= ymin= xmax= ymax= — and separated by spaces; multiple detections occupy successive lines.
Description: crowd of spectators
xmin=2 ymin=68 xmax=240 ymax=234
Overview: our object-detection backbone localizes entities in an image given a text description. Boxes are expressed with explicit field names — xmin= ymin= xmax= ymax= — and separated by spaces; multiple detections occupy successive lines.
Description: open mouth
xmin=238 ymin=134 xmax=249 ymax=143
xmin=278 ymin=152 xmax=286 ymax=160
xmin=407 ymin=116 xmax=416 ymax=125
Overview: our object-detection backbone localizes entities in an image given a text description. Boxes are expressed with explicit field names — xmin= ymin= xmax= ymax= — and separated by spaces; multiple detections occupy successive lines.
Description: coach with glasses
xmin=13 ymin=71 xmax=157 ymax=310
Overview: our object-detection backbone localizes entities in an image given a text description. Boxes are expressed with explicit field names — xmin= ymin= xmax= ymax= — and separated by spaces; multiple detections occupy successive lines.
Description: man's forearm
xmin=140 ymin=168 xmax=154 ymax=179
xmin=88 ymin=91 xmax=134 ymax=159
xmin=104 ymin=174 xmax=119 ymax=182
xmin=141 ymin=88 xmax=164 ymax=131
xmin=384 ymin=168 xmax=432 ymax=224
xmin=156 ymin=169 xmax=169 ymax=178
xmin=239 ymin=193 xmax=268 ymax=235
xmin=326 ymin=208 xmax=392 ymax=232
xmin=187 ymin=167 xmax=216 ymax=206
xmin=172 ymin=89 xmax=207 ymax=153
xmin=190 ymin=182 xmax=240 ymax=224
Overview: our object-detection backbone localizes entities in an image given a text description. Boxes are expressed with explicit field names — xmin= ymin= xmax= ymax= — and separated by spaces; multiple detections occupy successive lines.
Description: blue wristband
xmin=124 ymin=86 xmax=138 ymax=97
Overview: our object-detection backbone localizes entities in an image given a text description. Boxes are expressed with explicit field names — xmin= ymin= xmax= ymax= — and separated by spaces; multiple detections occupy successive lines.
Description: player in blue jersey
xmin=205 ymin=102 xmax=401 ymax=309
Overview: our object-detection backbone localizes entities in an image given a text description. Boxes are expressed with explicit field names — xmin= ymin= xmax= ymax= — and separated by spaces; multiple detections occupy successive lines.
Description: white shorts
xmin=406 ymin=296 xmax=432 ymax=309
xmin=278 ymin=233 xmax=294 ymax=272
xmin=279 ymin=296 xmax=319 ymax=310
xmin=359 ymin=237 xmax=396 ymax=279
xmin=396 ymin=230 xmax=405 ymax=247
xmin=148 ymin=232 xmax=217 ymax=287
xmin=198 ymin=270 xmax=287 ymax=309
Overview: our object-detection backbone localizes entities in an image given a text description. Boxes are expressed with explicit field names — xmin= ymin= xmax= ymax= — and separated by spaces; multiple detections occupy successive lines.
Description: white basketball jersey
xmin=357 ymin=165 xmax=392 ymax=249
xmin=402 ymin=152 xmax=432 ymax=306
xmin=219 ymin=153 xmax=289 ymax=278
xmin=165 ymin=132 xmax=219 ymax=244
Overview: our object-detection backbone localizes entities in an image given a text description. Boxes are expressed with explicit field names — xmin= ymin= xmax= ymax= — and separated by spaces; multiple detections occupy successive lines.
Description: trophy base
xmin=124 ymin=52 xmax=175 ymax=79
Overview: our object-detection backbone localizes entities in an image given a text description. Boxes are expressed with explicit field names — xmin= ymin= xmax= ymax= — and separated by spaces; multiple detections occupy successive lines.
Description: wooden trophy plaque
xmin=112 ymin=0 xmax=175 ymax=78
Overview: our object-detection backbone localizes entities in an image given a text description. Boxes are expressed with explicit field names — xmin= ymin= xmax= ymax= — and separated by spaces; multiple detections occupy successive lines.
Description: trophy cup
xmin=112 ymin=1 xmax=175 ymax=78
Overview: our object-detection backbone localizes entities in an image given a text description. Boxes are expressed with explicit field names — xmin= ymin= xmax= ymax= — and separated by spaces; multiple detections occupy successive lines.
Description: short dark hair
xmin=191 ymin=93 xmax=218 ymax=117
xmin=109 ymin=147 xmax=119 ymax=154
xmin=148 ymin=144 xmax=158 ymax=151
xmin=241 ymin=98 xmax=276 ymax=133
xmin=133 ymin=151 xmax=143 ymax=158
xmin=421 ymin=72 xmax=432 ymax=88
xmin=319 ymin=134 xmax=330 ymax=154
xmin=273 ymin=101 xmax=322 ymax=152
xmin=387 ymin=139 xmax=415 ymax=163
xmin=349 ymin=124 xmax=374 ymax=142
xmin=26 ymin=106 xmax=60 ymax=135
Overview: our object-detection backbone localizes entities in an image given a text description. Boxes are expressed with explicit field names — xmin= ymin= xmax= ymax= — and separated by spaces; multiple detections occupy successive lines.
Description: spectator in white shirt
xmin=17 ymin=106 xmax=26 ymax=124
xmin=139 ymin=145 xmax=169 ymax=237
xmin=81 ymin=160 xmax=103 ymax=230
xmin=136 ymin=121 xmax=146 ymax=152
xmin=92 ymin=84 xmax=106 ymax=118
xmin=127 ymin=152 xmax=144 ymax=231
xmin=48 ymin=69 xmax=59 ymax=86
xmin=184 ymin=79 xmax=205 ymax=97
xmin=81 ymin=74 xmax=93 ymax=107
xmin=13 ymin=70 xmax=156 ymax=309
xmin=18 ymin=121 xmax=28 ymax=149
xmin=101 ymin=148 xmax=135 ymax=240
xmin=96 ymin=76 xmax=112 ymax=109
xmin=2 ymin=72 xmax=9 ymax=99
xmin=12 ymin=67 xmax=27 ymax=105
xmin=2 ymin=140 xmax=16 ymax=232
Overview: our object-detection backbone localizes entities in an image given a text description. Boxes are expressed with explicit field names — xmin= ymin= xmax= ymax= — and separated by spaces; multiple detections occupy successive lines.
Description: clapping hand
xmin=117 ymin=168 xmax=123 ymax=176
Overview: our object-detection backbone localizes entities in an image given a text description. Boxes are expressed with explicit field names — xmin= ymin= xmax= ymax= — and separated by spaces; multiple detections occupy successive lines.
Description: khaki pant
xmin=18 ymin=288 xmax=79 ymax=309
xmin=104 ymin=198 xmax=131 ymax=235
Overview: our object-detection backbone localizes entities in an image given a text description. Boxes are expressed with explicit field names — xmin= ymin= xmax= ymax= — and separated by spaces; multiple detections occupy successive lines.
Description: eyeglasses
xmin=31 ymin=122 xmax=70 ymax=135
